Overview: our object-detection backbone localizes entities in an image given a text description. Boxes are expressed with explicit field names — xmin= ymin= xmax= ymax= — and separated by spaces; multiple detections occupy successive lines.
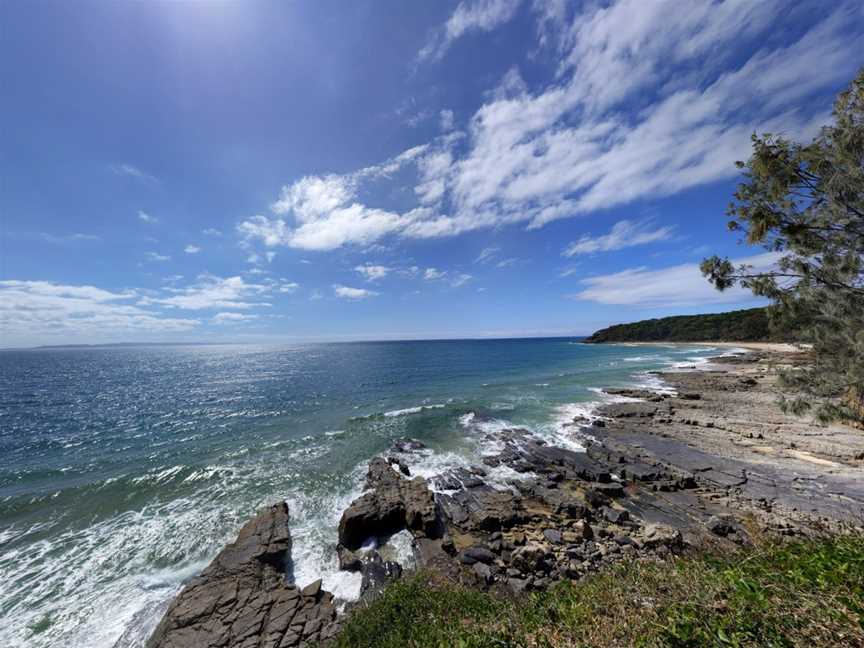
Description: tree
xmin=701 ymin=68 xmax=864 ymax=424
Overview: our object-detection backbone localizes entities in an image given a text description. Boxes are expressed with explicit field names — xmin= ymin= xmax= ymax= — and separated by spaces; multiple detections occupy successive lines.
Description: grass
xmin=331 ymin=535 xmax=864 ymax=648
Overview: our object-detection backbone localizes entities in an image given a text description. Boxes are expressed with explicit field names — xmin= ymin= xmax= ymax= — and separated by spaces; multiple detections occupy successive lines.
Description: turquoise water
xmin=0 ymin=339 xmax=722 ymax=647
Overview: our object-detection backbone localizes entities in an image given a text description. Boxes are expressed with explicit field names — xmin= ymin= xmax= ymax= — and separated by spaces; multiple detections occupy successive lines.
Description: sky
xmin=1 ymin=0 xmax=863 ymax=347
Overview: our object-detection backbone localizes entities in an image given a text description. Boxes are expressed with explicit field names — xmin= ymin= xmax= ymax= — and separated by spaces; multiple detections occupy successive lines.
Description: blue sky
xmin=1 ymin=0 xmax=863 ymax=347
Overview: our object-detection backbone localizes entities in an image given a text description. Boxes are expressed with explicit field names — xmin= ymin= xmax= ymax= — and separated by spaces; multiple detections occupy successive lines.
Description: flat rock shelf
xmin=146 ymin=349 xmax=864 ymax=647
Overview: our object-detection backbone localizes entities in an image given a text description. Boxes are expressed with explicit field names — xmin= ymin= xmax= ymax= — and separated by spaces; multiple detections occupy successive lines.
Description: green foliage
xmin=332 ymin=536 xmax=864 ymax=648
xmin=584 ymin=308 xmax=774 ymax=343
xmin=701 ymin=69 xmax=864 ymax=424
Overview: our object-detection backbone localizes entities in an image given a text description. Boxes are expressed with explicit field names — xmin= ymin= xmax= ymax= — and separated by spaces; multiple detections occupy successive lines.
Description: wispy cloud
xmin=475 ymin=246 xmax=500 ymax=263
xmin=202 ymin=228 xmax=222 ymax=237
xmin=440 ymin=109 xmax=455 ymax=131
xmin=184 ymin=245 xmax=201 ymax=254
xmin=571 ymin=252 xmax=780 ymax=307
xmin=145 ymin=252 xmax=170 ymax=262
xmin=563 ymin=219 xmax=675 ymax=257
xmin=333 ymin=284 xmax=378 ymax=300
xmin=423 ymin=267 xmax=472 ymax=287
xmin=138 ymin=210 xmax=157 ymax=224
xmin=40 ymin=232 xmax=101 ymax=244
xmin=450 ymin=272 xmax=473 ymax=287
xmin=212 ymin=312 xmax=258 ymax=325
xmin=110 ymin=163 xmax=157 ymax=183
xmin=238 ymin=1 xmax=862 ymax=254
xmin=559 ymin=265 xmax=579 ymax=278
xmin=419 ymin=0 xmax=522 ymax=62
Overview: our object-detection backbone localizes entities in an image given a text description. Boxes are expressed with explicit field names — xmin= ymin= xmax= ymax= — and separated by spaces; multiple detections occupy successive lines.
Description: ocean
xmin=0 ymin=339 xmax=725 ymax=647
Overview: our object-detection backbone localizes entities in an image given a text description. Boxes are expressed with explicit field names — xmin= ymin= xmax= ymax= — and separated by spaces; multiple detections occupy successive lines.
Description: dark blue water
xmin=0 ymin=339 xmax=723 ymax=647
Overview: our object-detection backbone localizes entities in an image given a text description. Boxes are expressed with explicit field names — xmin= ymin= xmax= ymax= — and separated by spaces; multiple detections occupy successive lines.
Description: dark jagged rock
xmin=386 ymin=455 xmax=411 ymax=476
xmin=391 ymin=438 xmax=427 ymax=452
xmin=146 ymin=502 xmax=338 ymax=648
xmin=359 ymin=552 xmax=402 ymax=601
xmin=604 ymin=388 xmax=669 ymax=402
xmin=706 ymin=515 xmax=737 ymax=537
xmin=338 ymin=458 xmax=442 ymax=550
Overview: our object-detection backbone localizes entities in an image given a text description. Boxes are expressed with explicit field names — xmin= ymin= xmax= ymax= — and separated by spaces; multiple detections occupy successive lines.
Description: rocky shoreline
xmin=145 ymin=348 xmax=864 ymax=648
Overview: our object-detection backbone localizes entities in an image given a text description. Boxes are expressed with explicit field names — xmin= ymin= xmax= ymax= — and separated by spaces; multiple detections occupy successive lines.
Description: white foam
xmin=383 ymin=403 xmax=446 ymax=417
xmin=381 ymin=529 xmax=416 ymax=569
xmin=458 ymin=412 xmax=475 ymax=427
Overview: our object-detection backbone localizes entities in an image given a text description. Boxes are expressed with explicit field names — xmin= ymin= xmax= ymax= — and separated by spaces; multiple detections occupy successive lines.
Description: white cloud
xmin=450 ymin=272 xmax=473 ymax=287
xmin=420 ymin=0 xmax=522 ymax=61
xmin=333 ymin=284 xmax=378 ymax=300
xmin=496 ymin=258 xmax=518 ymax=268
xmin=563 ymin=219 xmax=675 ymax=257
xmin=355 ymin=264 xmax=391 ymax=281
xmin=423 ymin=267 xmax=472 ymax=287
xmin=111 ymin=164 xmax=157 ymax=183
xmin=442 ymin=1 xmax=860 ymax=231
xmin=238 ymin=2 xmax=863 ymax=253
xmin=440 ymin=109 xmax=455 ymax=131
xmin=211 ymin=312 xmax=258 ymax=325
xmin=40 ymin=232 xmax=100 ymax=244
xmin=184 ymin=245 xmax=201 ymax=254
xmin=140 ymin=275 xmax=272 ymax=310
xmin=138 ymin=210 xmax=157 ymax=224
xmin=559 ymin=265 xmax=579 ymax=278
xmin=475 ymin=246 xmax=499 ymax=263
xmin=145 ymin=252 xmax=170 ymax=262
xmin=0 ymin=280 xmax=198 ymax=345
xmin=239 ymin=169 xmax=408 ymax=252
xmin=571 ymin=252 xmax=780 ymax=307
xmin=203 ymin=228 xmax=222 ymax=236
xmin=276 ymin=280 xmax=299 ymax=293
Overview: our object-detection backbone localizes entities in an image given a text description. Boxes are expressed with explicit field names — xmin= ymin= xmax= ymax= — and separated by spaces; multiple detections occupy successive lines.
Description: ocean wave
xmin=383 ymin=403 xmax=446 ymax=418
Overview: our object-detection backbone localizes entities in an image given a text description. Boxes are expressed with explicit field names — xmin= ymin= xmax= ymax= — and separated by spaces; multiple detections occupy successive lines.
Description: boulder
xmin=511 ymin=542 xmax=551 ymax=574
xmin=462 ymin=546 xmax=496 ymax=564
xmin=472 ymin=562 xmax=494 ymax=586
xmin=542 ymin=529 xmax=563 ymax=544
xmin=601 ymin=506 xmax=629 ymax=524
xmin=642 ymin=523 xmax=683 ymax=549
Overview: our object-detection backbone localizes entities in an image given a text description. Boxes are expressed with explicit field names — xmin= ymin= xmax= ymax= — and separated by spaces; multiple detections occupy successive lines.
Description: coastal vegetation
xmin=333 ymin=534 xmax=864 ymax=648
xmin=701 ymin=69 xmax=864 ymax=424
xmin=584 ymin=308 xmax=773 ymax=343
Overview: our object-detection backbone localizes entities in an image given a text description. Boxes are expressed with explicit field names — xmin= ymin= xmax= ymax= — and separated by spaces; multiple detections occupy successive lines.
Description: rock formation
xmin=146 ymin=502 xmax=338 ymax=648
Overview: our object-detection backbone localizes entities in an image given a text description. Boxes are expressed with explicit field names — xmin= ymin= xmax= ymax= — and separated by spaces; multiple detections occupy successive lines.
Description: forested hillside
xmin=585 ymin=308 xmax=774 ymax=343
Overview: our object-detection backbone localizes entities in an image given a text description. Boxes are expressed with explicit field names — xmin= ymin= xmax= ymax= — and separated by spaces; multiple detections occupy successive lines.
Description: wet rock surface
xmin=329 ymin=349 xmax=864 ymax=597
xmin=146 ymin=503 xmax=339 ymax=648
xmin=149 ymin=348 xmax=864 ymax=646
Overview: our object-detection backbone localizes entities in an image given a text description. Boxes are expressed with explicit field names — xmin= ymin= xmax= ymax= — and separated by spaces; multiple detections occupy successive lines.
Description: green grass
xmin=332 ymin=536 xmax=864 ymax=648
